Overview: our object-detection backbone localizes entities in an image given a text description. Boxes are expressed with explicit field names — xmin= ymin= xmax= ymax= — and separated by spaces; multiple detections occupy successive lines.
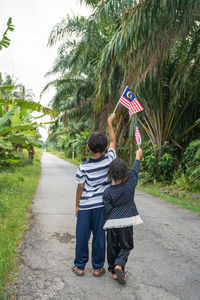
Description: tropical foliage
xmin=45 ymin=120 xmax=91 ymax=161
xmin=45 ymin=0 xmax=200 ymax=185
xmin=0 ymin=73 xmax=56 ymax=165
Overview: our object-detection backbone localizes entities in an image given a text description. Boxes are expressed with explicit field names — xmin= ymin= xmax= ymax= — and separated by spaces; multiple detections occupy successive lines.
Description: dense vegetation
xmin=0 ymin=72 xmax=57 ymax=165
xmin=45 ymin=0 xmax=200 ymax=193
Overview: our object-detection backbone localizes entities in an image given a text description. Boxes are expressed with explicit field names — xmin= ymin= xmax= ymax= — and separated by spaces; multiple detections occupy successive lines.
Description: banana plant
xmin=0 ymin=78 xmax=56 ymax=165
xmin=0 ymin=106 xmax=39 ymax=164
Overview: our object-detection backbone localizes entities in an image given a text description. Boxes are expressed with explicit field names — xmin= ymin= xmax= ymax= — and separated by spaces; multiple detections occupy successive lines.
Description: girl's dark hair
xmin=108 ymin=158 xmax=129 ymax=182
xmin=88 ymin=132 xmax=108 ymax=153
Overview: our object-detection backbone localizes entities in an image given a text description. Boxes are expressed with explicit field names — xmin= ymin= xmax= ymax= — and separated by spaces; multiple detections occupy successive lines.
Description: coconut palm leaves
xmin=94 ymin=0 xmax=200 ymax=148
xmin=97 ymin=0 xmax=200 ymax=89
xmin=136 ymin=22 xmax=200 ymax=147
xmin=44 ymin=9 xmax=120 ymax=122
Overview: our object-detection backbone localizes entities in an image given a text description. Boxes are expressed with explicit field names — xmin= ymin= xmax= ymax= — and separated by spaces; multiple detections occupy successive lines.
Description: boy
xmin=72 ymin=113 xmax=116 ymax=277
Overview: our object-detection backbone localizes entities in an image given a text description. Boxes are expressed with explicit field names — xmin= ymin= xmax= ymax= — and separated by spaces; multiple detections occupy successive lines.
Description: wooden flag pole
xmin=112 ymin=86 xmax=128 ymax=114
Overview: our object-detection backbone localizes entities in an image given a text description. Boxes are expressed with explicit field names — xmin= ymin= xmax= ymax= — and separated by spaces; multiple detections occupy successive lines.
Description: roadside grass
xmin=0 ymin=149 xmax=42 ymax=298
xmin=138 ymin=179 xmax=200 ymax=214
xmin=48 ymin=150 xmax=81 ymax=166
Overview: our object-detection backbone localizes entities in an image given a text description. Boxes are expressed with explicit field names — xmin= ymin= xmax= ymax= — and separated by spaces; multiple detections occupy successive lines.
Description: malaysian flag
xmin=135 ymin=125 xmax=141 ymax=146
xmin=120 ymin=86 xmax=144 ymax=116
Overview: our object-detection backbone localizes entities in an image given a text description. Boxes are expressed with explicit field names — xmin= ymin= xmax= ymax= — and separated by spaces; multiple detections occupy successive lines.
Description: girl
xmin=103 ymin=149 xmax=143 ymax=285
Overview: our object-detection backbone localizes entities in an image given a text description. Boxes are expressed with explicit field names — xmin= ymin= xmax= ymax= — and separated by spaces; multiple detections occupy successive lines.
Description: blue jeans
xmin=74 ymin=207 xmax=105 ymax=270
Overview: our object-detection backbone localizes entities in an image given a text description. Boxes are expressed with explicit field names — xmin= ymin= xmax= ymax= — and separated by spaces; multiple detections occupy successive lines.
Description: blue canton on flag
xmin=119 ymin=86 xmax=144 ymax=116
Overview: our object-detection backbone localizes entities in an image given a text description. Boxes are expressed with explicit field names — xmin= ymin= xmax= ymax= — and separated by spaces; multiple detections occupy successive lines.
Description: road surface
xmin=16 ymin=152 xmax=200 ymax=300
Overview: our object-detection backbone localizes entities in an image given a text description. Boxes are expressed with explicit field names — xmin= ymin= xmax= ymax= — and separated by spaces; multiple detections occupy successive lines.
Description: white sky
xmin=0 ymin=0 xmax=92 ymax=140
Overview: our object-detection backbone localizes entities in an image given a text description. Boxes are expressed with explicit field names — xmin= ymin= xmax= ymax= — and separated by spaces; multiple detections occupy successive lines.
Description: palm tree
xmin=43 ymin=9 xmax=120 ymax=130
xmin=45 ymin=0 xmax=200 ymax=165
xmin=94 ymin=0 xmax=200 ymax=149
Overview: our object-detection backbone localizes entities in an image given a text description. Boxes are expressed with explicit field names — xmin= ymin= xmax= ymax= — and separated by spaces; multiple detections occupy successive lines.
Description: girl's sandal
xmin=114 ymin=268 xmax=126 ymax=285
xmin=123 ymin=271 xmax=128 ymax=279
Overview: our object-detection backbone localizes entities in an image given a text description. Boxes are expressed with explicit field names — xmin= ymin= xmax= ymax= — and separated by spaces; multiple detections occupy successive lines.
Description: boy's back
xmin=76 ymin=148 xmax=116 ymax=210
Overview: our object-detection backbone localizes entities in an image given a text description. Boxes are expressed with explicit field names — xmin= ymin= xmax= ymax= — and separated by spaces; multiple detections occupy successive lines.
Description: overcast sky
xmin=0 ymin=0 xmax=92 ymax=140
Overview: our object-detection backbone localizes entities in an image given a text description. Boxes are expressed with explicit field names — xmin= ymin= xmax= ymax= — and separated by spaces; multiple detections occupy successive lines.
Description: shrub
xmin=140 ymin=141 xmax=175 ymax=182
xmin=181 ymin=139 xmax=200 ymax=178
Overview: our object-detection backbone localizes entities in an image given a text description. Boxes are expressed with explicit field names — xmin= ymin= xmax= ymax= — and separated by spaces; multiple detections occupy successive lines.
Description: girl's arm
xmin=128 ymin=149 xmax=143 ymax=186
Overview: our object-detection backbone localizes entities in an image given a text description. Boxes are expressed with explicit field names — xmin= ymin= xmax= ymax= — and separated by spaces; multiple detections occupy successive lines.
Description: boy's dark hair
xmin=108 ymin=158 xmax=129 ymax=182
xmin=88 ymin=132 xmax=108 ymax=153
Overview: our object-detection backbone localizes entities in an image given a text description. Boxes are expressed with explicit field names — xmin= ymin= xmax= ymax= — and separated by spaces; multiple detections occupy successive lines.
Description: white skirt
xmin=103 ymin=215 xmax=143 ymax=230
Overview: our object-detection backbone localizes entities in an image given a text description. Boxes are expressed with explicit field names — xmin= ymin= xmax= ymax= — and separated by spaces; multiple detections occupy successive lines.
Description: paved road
xmin=16 ymin=152 xmax=200 ymax=300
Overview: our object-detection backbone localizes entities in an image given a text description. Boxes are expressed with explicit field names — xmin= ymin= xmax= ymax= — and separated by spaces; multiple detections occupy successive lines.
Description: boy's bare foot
xmin=93 ymin=267 xmax=105 ymax=277
xmin=72 ymin=266 xmax=84 ymax=276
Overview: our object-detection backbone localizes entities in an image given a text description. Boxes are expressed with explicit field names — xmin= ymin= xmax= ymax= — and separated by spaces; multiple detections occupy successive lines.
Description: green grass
xmin=0 ymin=149 xmax=42 ymax=298
xmin=49 ymin=150 xmax=81 ymax=166
xmin=138 ymin=179 xmax=200 ymax=214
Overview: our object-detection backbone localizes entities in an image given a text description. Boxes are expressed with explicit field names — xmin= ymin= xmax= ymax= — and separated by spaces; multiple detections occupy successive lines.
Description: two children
xmin=72 ymin=113 xmax=143 ymax=284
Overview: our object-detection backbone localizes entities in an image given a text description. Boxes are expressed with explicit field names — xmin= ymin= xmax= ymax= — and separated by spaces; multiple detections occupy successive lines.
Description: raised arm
xmin=107 ymin=113 xmax=116 ymax=150
xmin=128 ymin=148 xmax=143 ymax=187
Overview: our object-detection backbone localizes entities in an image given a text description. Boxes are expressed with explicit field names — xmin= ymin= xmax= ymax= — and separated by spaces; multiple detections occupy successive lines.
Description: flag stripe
xmin=120 ymin=96 xmax=130 ymax=108
xmin=129 ymin=99 xmax=144 ymax=116
xmin=135 ymin=98 xmax=144 ymax=110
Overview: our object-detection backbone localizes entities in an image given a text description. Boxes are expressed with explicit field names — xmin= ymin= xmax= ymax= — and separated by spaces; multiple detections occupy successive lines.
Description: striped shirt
xmin=76 ymin=148 xmax=116 ymax=210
